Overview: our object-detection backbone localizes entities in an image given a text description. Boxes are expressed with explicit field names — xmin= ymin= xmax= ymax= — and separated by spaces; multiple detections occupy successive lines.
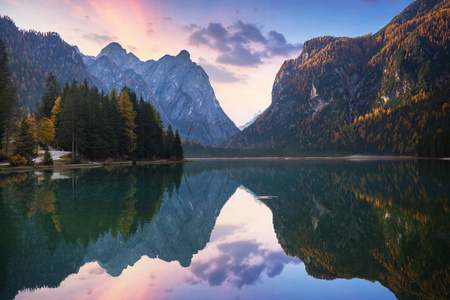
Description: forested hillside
xmin=225 ymin=0 xmax=450 ymax=156
xmin=0 ymin=16 xmax=103 ymax=111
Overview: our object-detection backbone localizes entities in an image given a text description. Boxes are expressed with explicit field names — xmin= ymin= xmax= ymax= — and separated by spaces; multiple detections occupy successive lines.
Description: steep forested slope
xmin=226 ymin=0 xmax=450 ymax=156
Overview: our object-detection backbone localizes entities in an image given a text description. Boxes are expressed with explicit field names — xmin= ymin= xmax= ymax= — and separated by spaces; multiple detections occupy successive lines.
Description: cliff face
xmin=225 ymin=0 xmax=450 ymax=155
xmin=138 ymin=50 xmax=239 ymax=145
xmin=87 ymin=45 xmax=239 ymax=145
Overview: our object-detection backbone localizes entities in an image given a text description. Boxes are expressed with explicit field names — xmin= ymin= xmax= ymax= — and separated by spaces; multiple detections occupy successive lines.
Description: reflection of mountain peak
xmin=2 ymin=161 xmax=449 ymax=299
xmin=84 ymin=169 xmax=239 ymax=275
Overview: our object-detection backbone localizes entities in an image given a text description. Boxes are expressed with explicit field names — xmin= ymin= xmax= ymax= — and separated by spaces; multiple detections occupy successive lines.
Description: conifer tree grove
xmin=49 ymin=81 xmax=178 ymax=161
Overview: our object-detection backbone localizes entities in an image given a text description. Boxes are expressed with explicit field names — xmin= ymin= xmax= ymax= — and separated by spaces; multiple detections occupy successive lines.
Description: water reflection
xmin=0 ymin=165 xmax=184 ymax=299
xmin=0 ymin=160 xmax=448 ymax=299
xmin=227 ymin=160 xmax=450 ymax=299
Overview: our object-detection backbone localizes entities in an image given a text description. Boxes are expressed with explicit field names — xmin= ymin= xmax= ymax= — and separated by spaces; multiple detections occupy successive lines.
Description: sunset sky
xmin=0 ymin=0 xmax=414 ymax=126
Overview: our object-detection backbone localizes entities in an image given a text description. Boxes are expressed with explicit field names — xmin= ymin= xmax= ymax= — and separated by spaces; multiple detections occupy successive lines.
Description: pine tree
xmin=39 ymin=72 xmax=60 ymax=119
xmin=165 ymin=124 xmax=175 ymax=159
xmin=135 ymin=96 xmax=164 ymax=159
xmin=0 ymin=39 xmax=20 ymax=152
xmin=105 ymin=91 xmax=121 ymax=157
xmin=57 ymin=80 xmax=87 ymax=158
xmin=12 ymin=116 xmax=35 ymax=164
xmin=42 ymin=145 xmax=53 ymax=165
xmin=173 ymin=130 xmax=184 ymax=161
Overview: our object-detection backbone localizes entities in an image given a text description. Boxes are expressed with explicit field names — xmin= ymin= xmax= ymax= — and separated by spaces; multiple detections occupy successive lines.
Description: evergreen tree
xmin=173 ymin=130 xmax=184 ymax=161
xmin=165 ymin=124 xmax=175 ymax=159
xmin=39 ymin=72 xmax=60 ymax=119
xmin=42 ymin=145 xmax=53 ymax=165
xmin=58 ymin=80 xmax=86 ymax=158
xmin=0 ymin=39 xmax=20 ymax=151
xmin=105 ymin=90 xmax=121 ymax=157
xmin=135 ymin=96 xmax=164 ymax=159
xmin=12 ymin=116 xmax=35 ymax=164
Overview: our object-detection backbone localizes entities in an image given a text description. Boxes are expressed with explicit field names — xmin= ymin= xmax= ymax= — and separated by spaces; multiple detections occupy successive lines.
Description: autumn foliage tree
xmin=118 ymin=90 xmax=137 ymax=155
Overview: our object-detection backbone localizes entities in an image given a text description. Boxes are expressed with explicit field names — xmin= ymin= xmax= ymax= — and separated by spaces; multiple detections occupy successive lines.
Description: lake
xmin=0 ymin=160 xmax=449 ymax=299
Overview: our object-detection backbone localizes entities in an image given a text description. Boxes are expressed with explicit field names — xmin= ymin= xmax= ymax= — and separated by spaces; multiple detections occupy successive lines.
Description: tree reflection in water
xmin=0 ymin=160 xmax=448 ymax=300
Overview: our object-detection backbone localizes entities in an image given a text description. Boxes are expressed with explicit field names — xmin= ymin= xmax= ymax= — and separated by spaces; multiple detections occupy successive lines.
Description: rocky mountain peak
xmin=98 ymin=42 xmax=126 ymax=57
xmin=176 ymin=50 xmax=191 ymax=61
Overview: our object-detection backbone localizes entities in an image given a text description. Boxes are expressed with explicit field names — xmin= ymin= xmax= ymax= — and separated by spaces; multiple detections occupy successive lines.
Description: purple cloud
xmin=217 ymin=44 xmax=262 ymax=67
xmin=189 ymin=240 xmax=300 ymax=288
xmin=188 ymin=20 xmax=302 ymax=67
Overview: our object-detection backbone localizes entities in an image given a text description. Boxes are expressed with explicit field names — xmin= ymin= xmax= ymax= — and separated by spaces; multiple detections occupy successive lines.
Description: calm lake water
xmin=0 ymin=160 xmax=449 ymax=300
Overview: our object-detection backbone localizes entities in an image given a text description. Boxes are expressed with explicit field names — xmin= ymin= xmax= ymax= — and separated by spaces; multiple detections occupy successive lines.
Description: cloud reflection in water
xmin=188 ymin=188 xmax=300 ymax=289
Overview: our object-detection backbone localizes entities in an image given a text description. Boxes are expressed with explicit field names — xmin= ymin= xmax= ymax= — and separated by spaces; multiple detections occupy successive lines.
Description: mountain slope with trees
xmin=0 ymin=16 xmax=238 ymax=146
xmin=0 ymin=16 xmax=104 ymax=111
xmin=86 ymin=44 xmax=239 ymax=145
xmin=225 ymin=0 xmax=450 ymax=156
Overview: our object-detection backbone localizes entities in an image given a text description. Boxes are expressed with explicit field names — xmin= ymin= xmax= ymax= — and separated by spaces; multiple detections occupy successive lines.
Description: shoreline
xmin=0 ymin=160 xmax=190 ymax=173
xmin=1 ymin=155 xmax=449 ymax=173
xmin=187 ymin=155 xmax=424 ymax=161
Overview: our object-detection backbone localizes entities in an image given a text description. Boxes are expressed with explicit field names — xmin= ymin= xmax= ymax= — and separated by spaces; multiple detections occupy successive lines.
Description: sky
xmin=0 ymin=0 xmax=414 ymax=126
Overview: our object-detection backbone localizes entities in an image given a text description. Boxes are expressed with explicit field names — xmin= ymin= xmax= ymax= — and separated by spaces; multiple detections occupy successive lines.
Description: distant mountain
xmin=83 ymin=45 xmax=160 ymax=113
xmin=225 ymin=0 xmax=450 ymax=155
xmin=138 ymin=50 xmax=239 ymax=145
xmin=0 ymin=16 xmax=105 ymax=111
xmin=239 ymin=110 xmax=263 ymax=131
xmin=0 ymin=17 xmax=238 ymax=145
xmin=88 ymin=43 xmax=239 ymax=145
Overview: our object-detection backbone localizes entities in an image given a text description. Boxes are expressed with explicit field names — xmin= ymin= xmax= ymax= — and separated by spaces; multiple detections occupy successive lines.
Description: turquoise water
xmin=0 ymin=160 xmax=449 ymax=299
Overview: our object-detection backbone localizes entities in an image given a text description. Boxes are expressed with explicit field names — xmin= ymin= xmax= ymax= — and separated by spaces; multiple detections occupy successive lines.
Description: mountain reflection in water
xmin=0 ymin=160 xmax=448 ymax=299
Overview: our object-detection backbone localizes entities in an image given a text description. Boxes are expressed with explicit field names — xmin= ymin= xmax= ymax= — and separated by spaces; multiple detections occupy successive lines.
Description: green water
xmin=0 ymin=160 xmax=449 ymax=299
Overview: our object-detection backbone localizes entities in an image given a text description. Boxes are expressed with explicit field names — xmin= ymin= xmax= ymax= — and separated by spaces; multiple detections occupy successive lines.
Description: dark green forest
xmin=53 ymin=81 xmax=183 ymax=161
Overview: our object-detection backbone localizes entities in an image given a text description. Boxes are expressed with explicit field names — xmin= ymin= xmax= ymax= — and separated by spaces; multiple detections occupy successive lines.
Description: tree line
xmin=0 ymin=39 xmax=183 ymax=165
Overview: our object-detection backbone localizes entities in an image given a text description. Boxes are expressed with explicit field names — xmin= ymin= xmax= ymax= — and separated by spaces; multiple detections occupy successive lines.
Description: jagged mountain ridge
xmin=85 ymin=53 xmax=161 ymax=113
xmin=85 ymin=43 xmax=239 ymax=145
xmin=225 ymin=0 xmax=450 ymax=155
xmin=0 ymin=17 xmax=238 ymax=145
